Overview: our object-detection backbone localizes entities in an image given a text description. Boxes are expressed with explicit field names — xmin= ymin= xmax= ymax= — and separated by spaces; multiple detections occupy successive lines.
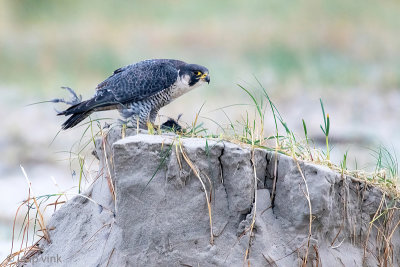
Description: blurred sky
xmin=1 ymin=0 xmax=400 ymax=258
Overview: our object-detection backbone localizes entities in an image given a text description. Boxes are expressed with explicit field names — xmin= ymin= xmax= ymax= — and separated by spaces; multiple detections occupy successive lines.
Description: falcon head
xmin=179 ymin=64 xmax=210 ymax=87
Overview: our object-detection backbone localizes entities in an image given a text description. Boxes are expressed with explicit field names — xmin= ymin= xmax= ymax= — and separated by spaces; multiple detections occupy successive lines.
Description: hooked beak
xmin=204 ymin=74 xmax=210 ymax=84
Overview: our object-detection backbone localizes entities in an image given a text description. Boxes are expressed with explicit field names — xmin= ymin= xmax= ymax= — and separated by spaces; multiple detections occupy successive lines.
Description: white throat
xmin=170 ymin=72 xmax=205 ymax=99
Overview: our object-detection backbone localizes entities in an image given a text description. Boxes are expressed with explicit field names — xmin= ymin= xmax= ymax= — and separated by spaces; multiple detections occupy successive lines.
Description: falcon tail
xmin=58 ymin=99 xmax=94 ymax=129
xmin=61 ymin=111 xmax=93 ymax=130
xmin=58 ymin=90 xmax=119 ymax=129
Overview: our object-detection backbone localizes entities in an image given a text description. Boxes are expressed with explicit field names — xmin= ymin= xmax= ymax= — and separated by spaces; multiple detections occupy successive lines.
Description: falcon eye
xmin=194 ymin=71 xmax=202 ymax=76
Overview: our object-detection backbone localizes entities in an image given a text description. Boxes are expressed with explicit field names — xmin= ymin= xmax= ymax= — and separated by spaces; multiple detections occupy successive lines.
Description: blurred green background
xmin=1 ymin=0 xmax=400 ymax=258
xmin=2 ymin=0 xmax=400 ymax=97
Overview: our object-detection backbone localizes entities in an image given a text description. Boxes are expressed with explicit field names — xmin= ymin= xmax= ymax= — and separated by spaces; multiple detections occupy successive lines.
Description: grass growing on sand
xmin=216 ymin=83 xmax=399 ymax=198
xmin=3 ymin=82 xmax=399 ymax=266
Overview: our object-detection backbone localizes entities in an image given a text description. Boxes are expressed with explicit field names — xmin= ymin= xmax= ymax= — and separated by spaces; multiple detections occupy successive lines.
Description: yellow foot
xmin=121 ymin=123 xmax=127 ymax=139
xmin=146 ymin=121 xmax=155 ymax=135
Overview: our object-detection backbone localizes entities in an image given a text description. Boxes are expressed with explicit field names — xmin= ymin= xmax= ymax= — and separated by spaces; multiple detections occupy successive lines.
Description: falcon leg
xmin=116 ymin=119 xmax=132 ymax=138
xmin=118 ymin=106 xmax=140 ymax=128
xmin=118 ymin=116 xmax=141 ymax=129
xmin=149 ymin=109 xmax=160 ymax=125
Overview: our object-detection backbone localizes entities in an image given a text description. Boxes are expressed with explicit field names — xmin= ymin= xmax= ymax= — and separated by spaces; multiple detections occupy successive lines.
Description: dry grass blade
xmin=363 ymin=193 xmax=385 ymax=264
xmin=102 ymin=134 xmax=116 ymax=202
xmin=191 ymin=102 xmax=206 ymax=138
xmin=262 ymin=253 xmax=278 ymax=267
xmin=175 ymin=143 xmax=183 ymax=169
xmin=20 ymin=166 xmax=50 ymax=242
xmin=62 ymin=193 xmax=114 ymax=214
xmin=387 ymin=217 xmax=400 ymax=243
xmin=178 ymin=141 xmax=214 ymax=245
xmin=1 ymin=244 xmax=42 ymax=266
xmin=371 ymin=206 xmax=400 ymax=266
xmin=270 ymin=151 xmax=278 ymax=203
xmin=294 ymin=160 xmax=312 ymax=267
xmin=244 ymin=149 xmax=258 ymax=266
xmin=106 ymin=247 xmax=115 ymax=267
xmin=5 ymin=167 xmax=63 ymax=266
xmin=10 ymin=200 xmax=28 ymax=259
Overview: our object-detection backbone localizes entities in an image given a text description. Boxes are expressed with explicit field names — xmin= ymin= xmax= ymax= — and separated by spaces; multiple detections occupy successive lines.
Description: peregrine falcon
xmin=58 ymin=59 xmax=210 ymax=129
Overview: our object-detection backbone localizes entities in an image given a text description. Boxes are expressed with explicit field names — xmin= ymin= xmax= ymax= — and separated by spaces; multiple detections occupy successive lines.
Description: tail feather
xmin=58 ymin=100 xmax=91 ymax=116
xmin=61 ymin=111 xmax=92 ymax=130
xmin=58 ymin=90 xmax=119 ymax=129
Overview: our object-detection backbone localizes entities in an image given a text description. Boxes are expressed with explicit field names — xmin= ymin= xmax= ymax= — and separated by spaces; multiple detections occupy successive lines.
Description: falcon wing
xmin=95 ymin=60 xmax=179 ymax=104
xmin=58 ymin=60 xmax=181 ymax=129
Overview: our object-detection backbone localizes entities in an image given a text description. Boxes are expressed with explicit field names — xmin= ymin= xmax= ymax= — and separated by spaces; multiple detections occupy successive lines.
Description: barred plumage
xmin=58 ymin=59 xmax=210 ymax=129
